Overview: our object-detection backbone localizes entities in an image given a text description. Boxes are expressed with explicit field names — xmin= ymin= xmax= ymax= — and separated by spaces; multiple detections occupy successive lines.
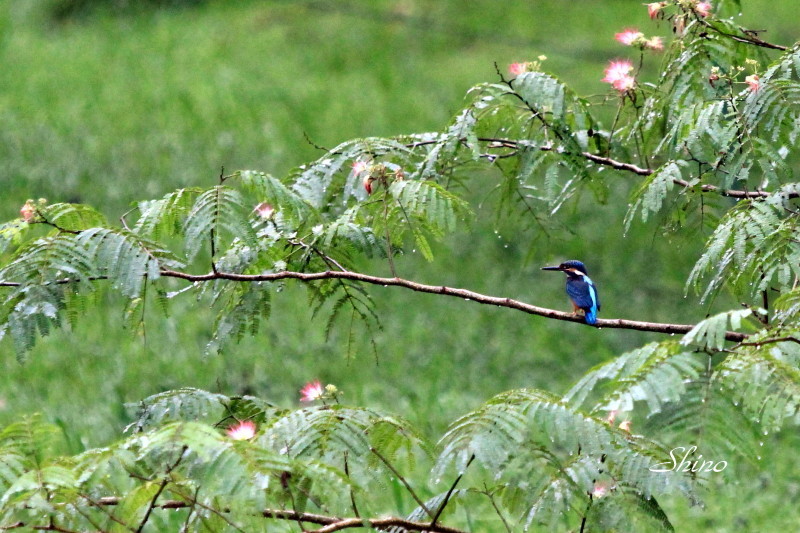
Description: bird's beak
xmin=541 ymin=265 xmax=563 ymax=271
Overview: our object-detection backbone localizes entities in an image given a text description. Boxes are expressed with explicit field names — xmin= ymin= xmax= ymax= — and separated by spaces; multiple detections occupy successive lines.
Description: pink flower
xmin=602 ymin=60 xmax=635 ymax=92
xmin=605 ymin=411 xmax=618 ymax=425
xmin=646 ymin=2 xmax=665 ymax=19
xmin=602 ymin=60 xmax=634 ymax=83
xmin=695 ymin=1 xmax=712 ymax=17
xmin=19 ymin=201 xmax=36 ymax=223
xmin=645 ymin=36 xmax=664 ymax=51
xmin=745 ymin=74 xmax=760 ymax=92
xmin=300 ymin=380 xmax=325 ymax=402
xmin=253 ymin=202 xmax=274 ymax=219
xmin=352 ymin=160 xmax=369 ymax=174
xmin=613 ymin=75 xmax=636 ymax=92
xmin=226 ymin=420 xmax=256 ymax=440
xmin=592 ymin=481 xmax=611 ymax=498
xmin=619 ymin=419 xmax=632 ymax=433
xmin=615 ymin=29 xmax=643 ymax=46
xmin=508 ymin=62 xmax=530 ymax=77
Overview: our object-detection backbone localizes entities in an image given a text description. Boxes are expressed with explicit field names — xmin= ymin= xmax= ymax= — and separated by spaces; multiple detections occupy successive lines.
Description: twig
xmin=431 ymin=454 xmax=474 ymax=526
xmin=732 ymin=336 xmax=800 ymax=350
xmin=135 ymin=446 xmax=187 ymax=533
xmin=370 ymin=447 xmax=433 ymax=519
xmin=343 ymin=452 xmax=360 ymax=518
xmin=700 ymin=20 xmax=788 ymax=51
xmin=167 ymin=486 xmax=247 ymax=533
xmin=482 ymin=485 xmax=512 ymax=533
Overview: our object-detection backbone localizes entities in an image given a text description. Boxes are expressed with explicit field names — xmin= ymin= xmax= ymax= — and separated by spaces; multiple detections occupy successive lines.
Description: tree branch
xmin=405 ymin=137 xmax=781 ymax=199
xmin=0 ymin=266 xmax=749 ymax=341
xmin=700 ymin=20 xmax=788 ymax=51
xmin=88 ymin=499 xmax=467 ymax=533
xmin=157 ymin=268 xmax=750 ymax=342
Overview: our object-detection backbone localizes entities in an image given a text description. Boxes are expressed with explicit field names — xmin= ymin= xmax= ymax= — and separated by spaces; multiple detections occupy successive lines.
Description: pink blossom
xmin=508 ymin=62 xmax=530 ymax=77
xmin=254 ymin=202 xmax=274 ymax=219
xmin=645 ymin=36 xmax=664 ymax=51
xmin=602 ymin=60 xmax=634 ymax=83
xmin=19 ymin=201 xmax=35 ymax=223
xmin=619 ymin=419 xmax=632 ymax=433
xmin=605 ymin=411 xmax=618 ymax=425
xmin=613 ymin=75 xmax=636 ymax=92
xmin=745 ymin=74 xmax=760 ymax=92
xmin=352 ymin=160 xmax=369 ymax=174
xmin=226 ymin=420 xmax=256 ymax=440
xmin=695 ymin=1 xmax=712 ymax=17
xmin=646 ymin=2 xmax=665 ymax=19
xmin=602 ymin=60 xmax=635 ymax=92
xmin=300 ymin=380 xmax=325 ymax=402
xmin=592 ymin=481 xmax=611 ymax=498
xmin=615 ymin=29 xmax=643 ymax=46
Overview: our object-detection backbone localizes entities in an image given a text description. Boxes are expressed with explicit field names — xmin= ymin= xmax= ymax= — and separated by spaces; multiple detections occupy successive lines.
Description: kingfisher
xmin=541 ymin=260 xmax=601 ymax=325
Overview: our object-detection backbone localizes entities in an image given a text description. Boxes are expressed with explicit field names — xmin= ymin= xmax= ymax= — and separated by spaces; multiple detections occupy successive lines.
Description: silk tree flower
xmin=613 ymin=75 xmax=636 ymax=92
xmin=646 ymin=2 xmax=666 ymax=19
xmin=615 ymin=29 xmax=644 ymax=46
xmin=619 ymin=419 xmax=633 ymax=433
xmin=300 ymin=380 xmax=325 ymax=402
xmin=253 ymin=202 xmax=274 ymax=219
xmin=352 ymin=160 xmax=374 ymax=194
xmin=226 ymin=420 xmax=256 ymax=440
xmin=645 ymin=36 xmax=664 ymax=51
xmin=745 ymin=74 xmax=760 ymax=92
xmin=351 ymin=160 xmax=369 ymax=174
xmin=509 ymin=62 xmax=533 ymax=76
xmin=592 ymin=481 xmax=612 ymax=498
xmin=695 ymin=1 xmax=712 ymax=17
xmin=602 ymin=60 xmax=636 ymax=92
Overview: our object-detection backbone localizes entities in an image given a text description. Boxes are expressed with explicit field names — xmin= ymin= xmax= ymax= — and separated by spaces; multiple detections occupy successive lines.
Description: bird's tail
xmin=584 ymin=309 xmax=598 ymax=325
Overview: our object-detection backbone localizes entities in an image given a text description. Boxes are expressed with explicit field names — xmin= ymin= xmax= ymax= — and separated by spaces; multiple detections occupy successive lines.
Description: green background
xmin=1 ymin=1 xmax=798 ymax=529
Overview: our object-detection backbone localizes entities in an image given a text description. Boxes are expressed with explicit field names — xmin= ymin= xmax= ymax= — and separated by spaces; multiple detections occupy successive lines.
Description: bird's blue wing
xmin=566 ymin=276 xmax=600 ymax=324
xmin=566 ymin=278 xmax=594 ymax=310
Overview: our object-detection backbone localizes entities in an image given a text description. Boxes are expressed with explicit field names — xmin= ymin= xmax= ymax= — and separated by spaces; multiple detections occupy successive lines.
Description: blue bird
xmin=542 ymin=260 xmax=601 ymax=325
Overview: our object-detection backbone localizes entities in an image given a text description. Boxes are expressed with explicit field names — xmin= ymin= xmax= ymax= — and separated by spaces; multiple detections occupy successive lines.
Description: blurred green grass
xmin=1 ymin=0 xmax=798 ymax=529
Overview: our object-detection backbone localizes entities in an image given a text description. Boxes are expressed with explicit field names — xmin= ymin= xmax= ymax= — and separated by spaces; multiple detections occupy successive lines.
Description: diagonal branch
xmin=156 ymin=268 xmax=749 ymax=342
xmin=404 ymin=136 xmax=781 ymax=199
xmin=700 ymin=20 xmax=788 ymax=51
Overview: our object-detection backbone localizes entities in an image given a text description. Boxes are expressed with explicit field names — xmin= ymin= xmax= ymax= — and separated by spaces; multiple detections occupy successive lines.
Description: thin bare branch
xmin=88 ymin=499 xmax=467 ymax=533
xmin=404 ymin=136 xmax=780 ymax=199
xmin=135 ymin=446 xmax=187 ymax=533
xmin=308 ymin=516 xmax=466 ymax=533
xmin=700 ymin=20 xmax=788 ymax=51
xmin=157 ymin=268 xmax=750 ymax=342
xmin=370 ymin=447 xmax=433 ymax=519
